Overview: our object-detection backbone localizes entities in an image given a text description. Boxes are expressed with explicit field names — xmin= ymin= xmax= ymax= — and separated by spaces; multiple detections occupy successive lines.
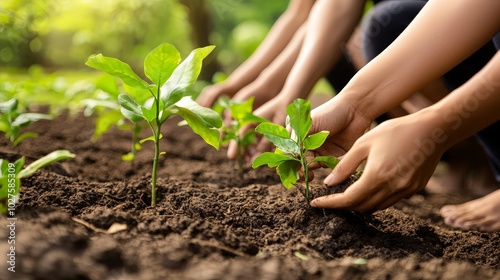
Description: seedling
xmin=213 ymin=96 xmax=268 ymax=176
xmin=86 ymin=43 xmax=222 ymax=207
xmin=0 ymin=150 xmax=75 ymax=214
xmin=0 ymin=98 xmax=53 ymax=146
xmin=252 ymin=99 xmax=339 ymax=201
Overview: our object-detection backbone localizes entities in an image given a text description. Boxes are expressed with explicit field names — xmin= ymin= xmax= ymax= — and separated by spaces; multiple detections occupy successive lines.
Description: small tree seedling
xmin=213 ymin=96 xmax=268 ymax=176
xmin=0 ymin=150 xmax=75 ymax=214
xmin=86 ymin=43 xmax=222 ymax=207
xmin=0 ymin=98 xmax=53 ymax=146
xmin=252 ymin=99 xmax=339 ymax=201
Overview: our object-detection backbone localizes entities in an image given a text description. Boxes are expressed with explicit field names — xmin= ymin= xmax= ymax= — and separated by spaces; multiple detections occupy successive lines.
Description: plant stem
xmin=150 ymin=89 xmax=161 ymax=207
xmin=131 ymin=123 xmax=141 ymax=166
xmin=299 ymin=149 xmax=310 ymax=201
xmin=236 ymin=137 xmax=243 ymax=178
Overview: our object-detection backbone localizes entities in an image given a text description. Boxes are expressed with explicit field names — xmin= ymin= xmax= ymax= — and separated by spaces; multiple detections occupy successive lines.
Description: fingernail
xmin=324 ymin=174 xmax=335 ymax=186
xmin=310 ymin=199 xmax=318 ymax=207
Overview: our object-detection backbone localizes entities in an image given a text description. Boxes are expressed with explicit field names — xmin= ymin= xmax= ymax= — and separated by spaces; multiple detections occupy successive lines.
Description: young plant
xmin=252 ymin=99 xmax=339 ymax=201
xmin=0 ymin=150 xmax=75 ymax=214
xmin=0 ymin=98 xmax=53 ymax=146
xmin=213 ymin=96 xmax=268 ymax=176
xmin=86 ymin=43 xmax=222 ymax=207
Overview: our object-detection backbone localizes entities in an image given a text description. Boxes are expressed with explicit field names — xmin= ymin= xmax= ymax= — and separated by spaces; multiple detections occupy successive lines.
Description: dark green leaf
xmin=311 ymin=156 xmax=339 ymax=169
xmin=287 ymin=99 xmax=312 ymax=143
xmin=277 ymin=160 xmax=300 ymax=189
xmin=144 ymin=43 xmax=181 ymax=86
xmin=252 ymin=152 xmax=297 ymax=168
xmin=303 ymin=131 xmax=329 ymax=150
xmin=160 ymin=46 xmax=215 ymax=107
xmin=86 ymin=54 xmax=149 ymax=89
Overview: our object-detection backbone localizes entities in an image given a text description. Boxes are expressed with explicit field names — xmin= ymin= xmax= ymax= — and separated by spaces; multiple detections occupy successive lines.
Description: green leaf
xmin=311 ymin=156 xmax=339 ymax=169
xmin=160 ymin=46 xmax=215 ymax=108
xmin=122 ymin=153 xmax=135 ymax=161
xmin=91 ymin=110 xmax=123 ymax=142
xmin=252 ymin=152 xmax=297 ymax=168
xmin=12 ymin=113 xmax=52 ymax=127
xmin=86 ymin=54 xmax=149 ymax=89
xmin=139 ymin=134 xmax=162 ymax=144
xmin=287 ymin=99 xmax=312 ymax=143
xmin=0 ymin=98 xmax=18 ymax=113
xmin=12 ymin=132 xmax=38 ymax=146
xmin=118 ymin=94 xmax=145 ymax=123
xmin=18 ymin=150 xmax=75 ymax=178
xmin=144 ymin=43 xmax=181 ymax=86
xmin=277 ymin=160 xmax=300 ymax=189
xmin=229 ymin=98 xmax=253 ymax=120
xmin=255 ymin=123 xmax=299 ymax=154
xmin=303 ymin=131 xmax=329 ymax=151
xmin=173 ymin=96 xmax=222 ymax=150
xmin=95 ymin=74 xmax=120 ymax=98
xmin=241 ymin=130 xmax=256 ymax=148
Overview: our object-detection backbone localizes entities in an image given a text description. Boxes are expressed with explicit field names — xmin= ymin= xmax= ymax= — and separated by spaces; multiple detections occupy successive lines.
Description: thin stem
xmin=150 ymin=88 xmax=161 ymax=207
xmin=236 ymin=137 xmax=243 ymax=178
xmin=130 ymin=123 xmax=141 ymax=167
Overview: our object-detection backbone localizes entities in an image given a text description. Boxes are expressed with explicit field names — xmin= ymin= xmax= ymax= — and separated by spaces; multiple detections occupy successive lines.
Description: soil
xmin=1 ymin=112 xmax=499 ymax=280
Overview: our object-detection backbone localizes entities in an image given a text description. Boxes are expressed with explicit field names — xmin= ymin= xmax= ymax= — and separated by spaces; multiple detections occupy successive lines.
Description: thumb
xmin=324 ymin=144 xmax=366 ymax=186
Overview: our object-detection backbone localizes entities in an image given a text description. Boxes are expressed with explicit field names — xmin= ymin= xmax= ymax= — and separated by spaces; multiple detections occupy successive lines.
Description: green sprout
xmin=0 ymin=98 xmax=53 ymax=146
xmin=252 ymin=99 xmax=339 ymax=201
xmin=0 ymin=150 xmax=75 ymax=214
xmin=86 ymin=43 xmax=222 ymax=207
xmin=214 ymin=96 xmax=268 ymax=177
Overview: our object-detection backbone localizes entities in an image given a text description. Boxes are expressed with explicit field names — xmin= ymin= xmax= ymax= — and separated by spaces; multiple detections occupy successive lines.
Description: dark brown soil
xmin=1 ymin=112 xmax=499 ymax=280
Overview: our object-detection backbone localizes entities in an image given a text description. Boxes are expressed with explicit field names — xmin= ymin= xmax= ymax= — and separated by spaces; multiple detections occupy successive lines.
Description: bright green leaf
xmin=160 ymin=46 xmax=215 ymax=107
xmin=287 ymin=99 xmax=312 ymax=143
xmin=122 ymin=153 xmax=135 ymax=161
xmin=86 ymin=54 xmax=149 ymax=89
xmin=303 ymin=131 xmax=329 ymax=151
xmin=252 ymin=152 xmax=297 ymax=168
xmin=255 ymin=123 xmax=299 ymax=153
xmin=277 ymin=161 xmax=300 ymax=189
xmin=91 ymin=110 xmax=124 ymax=142
xmin=144 ymin=43 xmax=181 ymax=87
xmin=118 ymin=94 xmax=145 ymax=123
xmin=18 ymin=150 xmax=75 ymax=178
xmin=139 ymin=134 xmax=162 ymax=144
xmin=12 ymin=132 xmax=38 ymax=147
xmin=311 ymin=156 xmax=339 ymax=169
xmin=174 ymin=97 xmax=221 ymax=150
xmin=12 ymin=113 xmax=52 ymax=127
xmin=0 ymin=98 xmax=18 ymax=113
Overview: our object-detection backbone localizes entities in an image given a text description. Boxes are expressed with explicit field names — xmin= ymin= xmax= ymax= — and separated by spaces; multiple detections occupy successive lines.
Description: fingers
xmin=323 ymin=143 xmax=367 ymax=186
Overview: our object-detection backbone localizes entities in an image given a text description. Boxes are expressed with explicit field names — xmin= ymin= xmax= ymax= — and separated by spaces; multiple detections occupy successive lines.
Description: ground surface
xmin=1 ymin=112 xmax=499 ymax=280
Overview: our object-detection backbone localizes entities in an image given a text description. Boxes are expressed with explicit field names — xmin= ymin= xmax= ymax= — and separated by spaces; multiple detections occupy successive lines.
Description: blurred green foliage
xmin=1 ymin=0 xmax=287 ymax=72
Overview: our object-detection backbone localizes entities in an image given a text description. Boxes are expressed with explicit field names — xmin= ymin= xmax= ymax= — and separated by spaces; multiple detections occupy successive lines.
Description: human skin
xmin=196 ymin=0 xmax=314 ymax=108
xmin=306 ymin=0 xmax=500 ymax=215
xmin=227 ymin=0 xmax=367 ymax=159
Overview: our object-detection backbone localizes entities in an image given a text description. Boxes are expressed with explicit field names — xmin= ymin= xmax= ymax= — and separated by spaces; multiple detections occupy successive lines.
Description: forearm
xmin=340 ymin=0 xmax=500 ymax=121
xmin=278 ymin=0 xmax=366 ymax=102
xmin=424 ymin=52 xmax=500 ymax=149
xmin=225 ymin=0 xmax=314 ymax=92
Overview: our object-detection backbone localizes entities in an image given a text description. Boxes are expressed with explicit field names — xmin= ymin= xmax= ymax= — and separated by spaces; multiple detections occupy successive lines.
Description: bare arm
xmin=338 ymin=0 xmax=500 ymax=121
xmin=278 ymin=0 xmax=366 ymax=103
xmin=224 ymin=0 xmax=315 ymax=92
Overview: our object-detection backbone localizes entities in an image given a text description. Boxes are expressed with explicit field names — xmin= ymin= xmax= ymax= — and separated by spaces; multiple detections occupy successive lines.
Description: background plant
xmin=0 ymin=98 xmax=53 ymax=146
xmin=86 ymin=43 xmax=222 ymax=207
xmin=0 ymin=150 xmax=75 ymax=214
xmin=213 ymin=96 xmax=268 ymax=176
xmin=252 ymin=99 xmax=339 ymax=201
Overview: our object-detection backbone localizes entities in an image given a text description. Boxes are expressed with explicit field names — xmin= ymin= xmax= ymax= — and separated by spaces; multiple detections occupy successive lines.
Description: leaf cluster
xmin=252 ymin=99 xmax=338 ymax=199
xmin=86 ymin=43 xmax=222 ymax=149
xmin=0 ymin=98 xmax=53 ymax=146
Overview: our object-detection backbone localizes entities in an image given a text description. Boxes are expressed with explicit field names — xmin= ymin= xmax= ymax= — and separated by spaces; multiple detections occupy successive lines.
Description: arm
xmin=311 ymin=51 xmax=500 ymax=211
xmin=338 ymin=0 xmax=500 ymax=122
xmin=277 ymin=0 xmax=366 ymax=103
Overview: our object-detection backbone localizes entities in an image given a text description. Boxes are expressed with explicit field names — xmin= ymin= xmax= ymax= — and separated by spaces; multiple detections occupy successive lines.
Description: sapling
xmin=86 ymin=43 xmax=222 ymax=207
xmin=252 ymin=99 xmax=339 ymax=201
xmin=213 ymin=96 xmax=268 ymax=176
xmin=0 ymin=98 xmax=53 ymax=146
xmin=0 ymin=150 xmax=75 ymax=214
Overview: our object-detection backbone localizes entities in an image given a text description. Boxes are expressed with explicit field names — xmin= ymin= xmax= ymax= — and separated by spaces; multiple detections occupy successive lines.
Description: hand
xmin=310 ymin=111 xmax=447 ymax=212
xmin=196 ymin=83 xmax=234 ymax=108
